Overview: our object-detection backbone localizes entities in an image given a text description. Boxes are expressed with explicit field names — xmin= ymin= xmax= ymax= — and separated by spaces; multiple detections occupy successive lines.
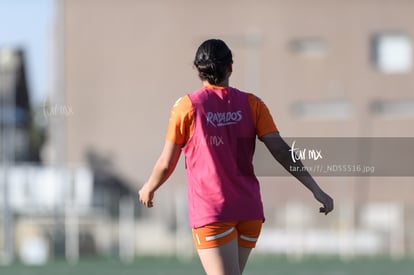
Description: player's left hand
xmin=314 ymin=190 xmax=334 ymax=215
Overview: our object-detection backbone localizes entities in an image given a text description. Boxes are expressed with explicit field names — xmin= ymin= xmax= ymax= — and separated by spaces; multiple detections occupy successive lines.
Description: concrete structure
xmin=53 ymin=0 xmax=414 ymax=256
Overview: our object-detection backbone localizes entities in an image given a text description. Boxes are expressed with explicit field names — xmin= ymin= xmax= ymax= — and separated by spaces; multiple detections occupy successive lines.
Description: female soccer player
xmin=139 ymin=39 xmax=333 ymax=275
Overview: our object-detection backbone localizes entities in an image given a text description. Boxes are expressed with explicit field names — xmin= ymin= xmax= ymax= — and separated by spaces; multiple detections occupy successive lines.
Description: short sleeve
xmin=247 ymin=93 xmax=279 ymax=138
xmin=165 ymin=95 xmax=194 ymax=145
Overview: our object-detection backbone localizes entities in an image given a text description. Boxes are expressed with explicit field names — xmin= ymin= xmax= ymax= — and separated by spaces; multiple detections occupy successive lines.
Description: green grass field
xmin=1 ymin=256 xmax=414 ymax=275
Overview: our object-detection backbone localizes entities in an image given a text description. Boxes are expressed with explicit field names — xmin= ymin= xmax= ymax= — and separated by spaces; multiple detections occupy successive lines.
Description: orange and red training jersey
xmin=166 ymin=88 xmax=278 ymax=145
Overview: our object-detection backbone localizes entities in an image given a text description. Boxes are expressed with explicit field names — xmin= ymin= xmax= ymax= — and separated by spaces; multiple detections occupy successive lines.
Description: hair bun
xmin=193 ymin=39 xmax=233 ymax=85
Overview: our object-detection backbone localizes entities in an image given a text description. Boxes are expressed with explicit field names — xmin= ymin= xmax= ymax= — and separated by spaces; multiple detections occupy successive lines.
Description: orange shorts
xmin=192 ymin=220 xmax=263 ymax=249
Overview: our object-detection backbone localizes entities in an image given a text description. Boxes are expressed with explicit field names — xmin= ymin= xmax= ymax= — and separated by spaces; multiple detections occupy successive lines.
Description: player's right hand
xmin=138 ymin=185 xmax=154 ymax=208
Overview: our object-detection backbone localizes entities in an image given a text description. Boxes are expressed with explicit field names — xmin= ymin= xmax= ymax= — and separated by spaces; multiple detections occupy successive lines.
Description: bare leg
xmin=197 ymin=238 xmax=241 ymax=275
xmin=238 ymin=246 xmax=253 ymax=273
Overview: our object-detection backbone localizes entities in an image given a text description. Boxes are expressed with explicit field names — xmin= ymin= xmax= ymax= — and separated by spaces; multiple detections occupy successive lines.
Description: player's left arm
xmin=139 ymin=140 xmax=182 ymax=208
xmin=261 ymin=132 xmax=334 ymax=215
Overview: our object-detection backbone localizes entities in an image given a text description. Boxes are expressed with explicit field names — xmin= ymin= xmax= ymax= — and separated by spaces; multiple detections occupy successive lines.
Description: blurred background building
xmin=1 ymin=0 xmax=414 ymax=265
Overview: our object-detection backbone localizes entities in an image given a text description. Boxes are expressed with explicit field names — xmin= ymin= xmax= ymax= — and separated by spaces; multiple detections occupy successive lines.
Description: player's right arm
xmin=139 ymin=96 xmax=193 ymax=208
xmin=139 ymin=140 xmax=182 ymax=208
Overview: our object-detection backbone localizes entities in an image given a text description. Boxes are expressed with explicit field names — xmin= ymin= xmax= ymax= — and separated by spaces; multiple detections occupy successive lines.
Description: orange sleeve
xmin=165 ymin=95 xmax=194 ymax=145
xmin=248 ymin=93 xmax=279 ymax=137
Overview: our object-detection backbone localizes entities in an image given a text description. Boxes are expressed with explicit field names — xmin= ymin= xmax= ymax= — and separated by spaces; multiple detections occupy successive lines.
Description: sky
xmin=0 ymin=0 xmax=54 ymax=105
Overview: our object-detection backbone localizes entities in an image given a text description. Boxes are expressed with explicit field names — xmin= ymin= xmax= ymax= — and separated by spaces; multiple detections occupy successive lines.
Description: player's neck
xmin=202 ymin=79 xmax=229 ymax=88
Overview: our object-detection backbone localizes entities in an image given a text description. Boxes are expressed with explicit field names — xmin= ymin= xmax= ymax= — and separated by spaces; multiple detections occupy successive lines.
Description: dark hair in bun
xmin=193 ymin=39 xmax=233 ymax=85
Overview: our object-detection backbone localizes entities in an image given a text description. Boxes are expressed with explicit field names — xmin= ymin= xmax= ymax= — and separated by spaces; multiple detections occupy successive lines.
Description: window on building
xmin=372 ymin=33 xmax=413 ymax=74
xmin=291 ymin=100 xmax=353 ymax=120
xmin=371 ymin=100 xmax=414 ymax=118
xmin=290 ymin=38 xmax=328 ymax=58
